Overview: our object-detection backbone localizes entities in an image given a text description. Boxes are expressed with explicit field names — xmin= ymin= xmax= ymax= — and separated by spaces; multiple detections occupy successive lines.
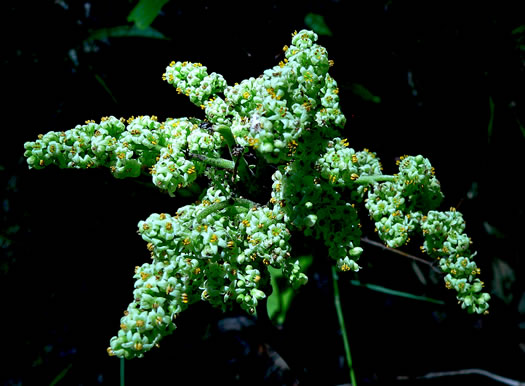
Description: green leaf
xmin=49 ymin=363 xmax=73 ymax=386
xmin=483 ymin=221 xmax=505 ymax=239
xmin=128 ymin=0 xmax=171 ymax=30
xmin=518 ymin=120 xmax=525 ymax=137
xmin=276 ymin=288 xmax=294 ymax=325
xmin=488 ymin=96 xmax=495 ymax=141
xmin=350 ymin=280 xmax=445 ymax=304
xmin=215 ymin=125 xmax=236 ymax=148
xmin=267 ymin=266 xmax=281 ymax=320
xmin=304 ymin=13 xmax=333 ymax=36
xmin=267 ymin=255 xmax=313 ymax=324
xmin=350 ymin=83 xmax=381 ymax=103
xmin=88 ymin=25 xmax=168 ymax=41
xmin=491 ymin=258 xmax=515 ymax=304
xmin=298 ymin=255 xmax=313 ymax=271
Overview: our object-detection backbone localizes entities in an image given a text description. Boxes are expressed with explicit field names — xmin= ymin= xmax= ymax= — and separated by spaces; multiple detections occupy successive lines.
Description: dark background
xmin=1 ymin=1 xmax=524 ymax=385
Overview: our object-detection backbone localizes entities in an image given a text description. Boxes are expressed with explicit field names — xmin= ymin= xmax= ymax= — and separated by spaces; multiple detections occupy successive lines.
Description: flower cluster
xmin=163 ymin=61 xmax=227 ymax=106
xmin=164 ymin=30 xmax=345 ymax=163
xmin=363 ymin=156 xmax=490 ymax=313
xmin=24 ymin=116 xmax=126 ymax=171
xmin=364 ymin=155 xmax=442 ymax=248
xmin=151 ymin=118 xmax=224 ymax=195
xmin=316 ymin=137 xmax=383 ymax=201
xmin=421 ymin=210 xmax=490 ymax=314
xmin=268 ymin=131 xmax=364 ymax=272
xmin=108 ymin=186 xmax=305 ymax=358
xmin=23 ymin=28 xmax=491 ymax=361
xmin=24 ymin=115 xmax=225 ymax=195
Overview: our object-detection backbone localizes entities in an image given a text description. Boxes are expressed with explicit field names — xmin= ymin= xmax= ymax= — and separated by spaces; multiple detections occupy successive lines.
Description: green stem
xmin=120 ymin=357 xmax=125 ymax=386
xmin=349 ymin=280 xmax=445 ymax=305
xmin=355 ymin=174 xmax=395 ymax=185
xmin=196 ymin=200 xmax=230 ymax=222
xmin=195 ymin=197 xmax=258 ymax=222
xmin=331 ymin=265 xmax=357 ymax=386
xmin=234 ymin=197 xmax=258 ymax=209
xmin=189 ymin=153 xmax=235 ymax=170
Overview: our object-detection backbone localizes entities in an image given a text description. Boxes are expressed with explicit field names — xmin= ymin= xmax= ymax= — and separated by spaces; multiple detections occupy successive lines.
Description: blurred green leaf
xmin=266 ymin=272 xmax=280 ymax=319
xmin=491 ymin=258 xmax=515 ymax=304
xmin=49 ymin=363 xmax=72 ymax=386
xmin=268 ymin=255 xmax=313 ymax=324
xmin=88 ymin=25 xmax=168 ymax=41
xmin=268 ymin=265 xmax=289 ymax=324
xmin=304 ymin=13 xmax=333 ymax=36
xmin=350 ymin=280 xmax=445 ymax=304
xmin=517 ymin=117 xmax=525 ymax=137
xmin=488 ymin=96 xmax=495 ymax=141
xmin=350 ymin=83 xmax=381 ymax=103
xmin=298 ymin=255 xmax=313 ymax=271
xmin=128 ymin=0 xmax=170 ymax=30
xmin=483 ymin=221 xmax=505 ymax=238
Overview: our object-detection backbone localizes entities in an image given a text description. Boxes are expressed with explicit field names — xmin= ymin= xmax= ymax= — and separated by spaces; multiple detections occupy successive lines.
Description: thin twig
xmin=332 ymin=266 xmax=357 ymax=386
xmin=361 ymin=237 xmax=441 ymax=273
xmin=397 ymin=368 xmax=524 ymax=386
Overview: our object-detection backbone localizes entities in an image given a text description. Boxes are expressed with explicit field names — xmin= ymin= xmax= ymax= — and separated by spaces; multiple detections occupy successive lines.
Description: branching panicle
xmin=23 ymin=29 xmax=490 ymax=360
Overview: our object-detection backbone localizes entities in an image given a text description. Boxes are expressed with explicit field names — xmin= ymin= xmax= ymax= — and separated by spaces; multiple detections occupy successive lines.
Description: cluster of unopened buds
xmin=24 ymin=29 xmax=490 ymax=359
